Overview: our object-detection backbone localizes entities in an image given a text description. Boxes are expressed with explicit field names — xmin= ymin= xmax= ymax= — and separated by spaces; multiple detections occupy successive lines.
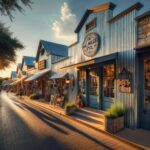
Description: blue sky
xmin=0 ymin=0 xmax=150 ymax=77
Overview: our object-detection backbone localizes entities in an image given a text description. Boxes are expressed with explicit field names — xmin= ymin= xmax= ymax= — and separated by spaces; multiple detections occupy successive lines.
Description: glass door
xmin=89 ymin=68 xmax=99 ymax=109
xmin=102 ymin=64 xmax=115 ymax=110
xmin=142 ymin=57 xmax=150 ymax=130
xmin=144 ymin=58 xmax=150 ymax=110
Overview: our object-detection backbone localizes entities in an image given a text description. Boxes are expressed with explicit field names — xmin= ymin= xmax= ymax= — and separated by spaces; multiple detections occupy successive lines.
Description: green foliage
xmin=0 ymin=23 xmax=24 ymax=70
xmin=48 ymin=83 xmax=53 ymax=89
xmin=0 ymin=0 xmax=32 ymax=20
xmin=65 ymin=102 xmax=76 ymax=108
xmin=0 ymin=0 xmax=32 ymax=70
xmin=29 ymin=93 xmax=35 ymax=99
xmin=105 ymin=102 xmax=125 ymax=119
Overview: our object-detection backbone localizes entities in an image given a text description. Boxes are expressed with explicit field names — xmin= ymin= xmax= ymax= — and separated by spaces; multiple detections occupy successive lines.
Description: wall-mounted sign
xmin=137 ymin=15 xmax=150 ymax=47
xmin=82 ymin=32 xmax=100 ymax=57
xmin=38 ymin=60 xmax=46 ymax=70
xmin=118 ymin=67 xmax=132 ymax=93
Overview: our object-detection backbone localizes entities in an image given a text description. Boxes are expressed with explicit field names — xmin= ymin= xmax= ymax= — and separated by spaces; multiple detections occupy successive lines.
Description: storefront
xmin=78 ymin=61 xmax=115 ymax=110
xmin=25 ymin=40 xmax=68 ymax=99
xmin=51 ymin=2 xmax=150 ymax=130
xmin=10 ymin=2 xmax=150 ymax=130
xmin=135 ymin=12 xmax=150 ymax=130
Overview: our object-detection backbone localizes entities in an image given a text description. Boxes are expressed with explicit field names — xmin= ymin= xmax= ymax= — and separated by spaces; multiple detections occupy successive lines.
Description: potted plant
xmin=104 ymin=102 xmax=125 ymax=133
xmin=65 ymin=102 xmax=77 ymax=115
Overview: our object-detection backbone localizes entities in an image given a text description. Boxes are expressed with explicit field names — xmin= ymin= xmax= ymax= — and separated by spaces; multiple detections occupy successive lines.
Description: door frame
xmin=138 ymin=52 xmax=150 ymax=129
xmin=86 ymin=60 xmax=116 ymax=110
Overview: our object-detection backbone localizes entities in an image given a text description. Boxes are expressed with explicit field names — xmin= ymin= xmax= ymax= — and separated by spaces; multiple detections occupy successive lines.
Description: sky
xmin=0 ymin=0 xmax=150 ymax=78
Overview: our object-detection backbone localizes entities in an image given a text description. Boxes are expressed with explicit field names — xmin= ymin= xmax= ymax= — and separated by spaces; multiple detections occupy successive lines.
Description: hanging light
xmin=65 ymin=77 xmax=70 ymax=84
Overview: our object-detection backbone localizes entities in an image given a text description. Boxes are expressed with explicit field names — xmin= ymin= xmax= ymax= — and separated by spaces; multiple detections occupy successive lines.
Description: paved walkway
xmin=9 ymin=93 xmax=150 ymax=149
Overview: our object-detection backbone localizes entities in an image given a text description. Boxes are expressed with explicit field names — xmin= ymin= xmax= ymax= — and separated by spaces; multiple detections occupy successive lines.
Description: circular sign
xmin=82 ymin=32 xmax=100 ymax=57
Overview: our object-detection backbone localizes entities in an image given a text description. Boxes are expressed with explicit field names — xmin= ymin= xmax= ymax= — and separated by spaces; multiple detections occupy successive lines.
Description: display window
xmin=78 ymin=70 xmax=86 ymax=95
xmin=144 ymin=58 xmax=150 ymax=109
xmin=89 ymin=69 xmax=99 ymax=96
xmin=103 ymin=64 xmax=115 ymax=98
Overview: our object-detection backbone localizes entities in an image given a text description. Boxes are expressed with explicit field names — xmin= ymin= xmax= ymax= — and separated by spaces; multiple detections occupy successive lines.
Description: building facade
xmin=10 ymin=2 xmax=150 ymax=130
xmin=51 ymin=2 xmax=150 ymax=130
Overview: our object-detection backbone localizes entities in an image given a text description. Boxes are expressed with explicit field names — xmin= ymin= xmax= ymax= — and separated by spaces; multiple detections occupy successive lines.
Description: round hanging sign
xmin=82 ymin=32 xmax=100 ymax=57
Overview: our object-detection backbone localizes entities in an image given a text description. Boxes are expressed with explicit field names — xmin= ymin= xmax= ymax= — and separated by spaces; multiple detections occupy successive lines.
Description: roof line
xmin=135 ymin=10 xmax=150 ymax=20
xmin=108 ymin=2 xmax=143 ymax=23
xmin=75 ymin=2 xmax=116 ymax=33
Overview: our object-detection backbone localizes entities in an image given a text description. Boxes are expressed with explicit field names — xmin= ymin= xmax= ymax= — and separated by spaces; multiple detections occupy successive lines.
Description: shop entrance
xmin=78 ymin=62 xmax=115 ymax=110
xmin=140 ymin=56 xmax=150 ymax=130
xmin=89 ymin=68 xmax=100 ymax=109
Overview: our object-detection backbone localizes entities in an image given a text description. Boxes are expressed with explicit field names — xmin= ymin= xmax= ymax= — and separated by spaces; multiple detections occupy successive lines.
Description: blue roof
xmin=23 ymin=56 xmax=35 ymax=67
xmin=11 ymin=71 xmax=17 ymax=78
xmin=40 ymin=40 xmax=68 ymax=57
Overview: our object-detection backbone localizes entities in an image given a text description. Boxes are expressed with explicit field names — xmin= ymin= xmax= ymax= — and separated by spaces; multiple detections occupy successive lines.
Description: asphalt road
xmin=0 ymin=91 xmax=137 ymax=150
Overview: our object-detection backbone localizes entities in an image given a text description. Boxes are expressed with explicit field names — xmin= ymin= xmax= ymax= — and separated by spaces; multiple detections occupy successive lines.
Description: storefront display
xmin=144 ymin=58 xmax=150 ymax=109
xmin=103 ymin=64 xmax=114 ymax=98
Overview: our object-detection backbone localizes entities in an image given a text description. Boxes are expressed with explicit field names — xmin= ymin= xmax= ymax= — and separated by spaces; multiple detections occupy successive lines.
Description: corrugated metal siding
xmin=109 ymin=10 xmax=137 ymax=128
xmin=52 ymin=9 xmax=139 ymax=128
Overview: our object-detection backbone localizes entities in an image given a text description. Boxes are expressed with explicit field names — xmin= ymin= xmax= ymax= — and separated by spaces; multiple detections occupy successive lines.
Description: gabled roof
xmin=75 ymin=2 xmax=116 ymax=33
xmin=11 ymin=71 xmax=17 ymax=78
xmin=23 ymin=56 xmax=35 ymax=67
xmin=135 ymin=10 xmax=150 ymax=21
xmin=41 ymin=40 xmax=68 ymax=56
xmin=36 ymin=40 xmax=68 ymax=61
xmin=108 ymin=2 xmax=143 ymax=23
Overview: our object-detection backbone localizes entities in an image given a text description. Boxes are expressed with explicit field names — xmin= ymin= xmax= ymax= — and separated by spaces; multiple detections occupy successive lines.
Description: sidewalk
xmin=19 ymin=95 xmax=150 ymax=149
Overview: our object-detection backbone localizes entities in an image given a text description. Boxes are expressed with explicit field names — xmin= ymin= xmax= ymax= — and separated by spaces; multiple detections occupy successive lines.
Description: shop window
xmin=144 ymin=58 xmax=150 ymax=109
xmin=103 ymin=64 xmax=115 ymax=98
xmin=89 ymin=69 xmax=99 ymax=96
xmin=78 ymin=70 xmax=86 ymax=95
xmin=86 ymin=18 xmax=96 ymax=32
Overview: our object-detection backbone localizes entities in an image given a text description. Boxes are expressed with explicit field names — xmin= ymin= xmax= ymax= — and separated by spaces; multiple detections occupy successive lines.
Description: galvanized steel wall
xmin=52 ymin=9 xmax=139 ymax=128
xmin=109 ymin=10 xmax=138 ymax=128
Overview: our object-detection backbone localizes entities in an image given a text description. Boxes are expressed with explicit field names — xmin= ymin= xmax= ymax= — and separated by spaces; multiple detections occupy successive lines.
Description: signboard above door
xmin=38 ymin=60 xmax=46 ymax=70
xmin=82 ymin=32 xmax=100 ymax=57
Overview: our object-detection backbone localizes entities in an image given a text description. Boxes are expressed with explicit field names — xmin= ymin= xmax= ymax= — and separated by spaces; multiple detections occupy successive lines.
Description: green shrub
xmin=105 ymin=102 xmax=125 ymax=119
xmin=30 ymin=93 xmax=35 ymax=99
xmin=65 ymin=101 xmax=76 ymax=108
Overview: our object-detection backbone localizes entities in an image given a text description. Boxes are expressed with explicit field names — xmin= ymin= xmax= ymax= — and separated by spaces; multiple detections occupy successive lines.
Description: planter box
xmin=65 ymin=106 xmax=76 ymax=115
xmin=104 ymin=116 xmax=124 ymax=133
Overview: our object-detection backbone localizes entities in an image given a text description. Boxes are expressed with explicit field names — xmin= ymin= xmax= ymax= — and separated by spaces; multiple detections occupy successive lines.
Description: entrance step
xmin=72 ymin=107 xmax=106 ymax=130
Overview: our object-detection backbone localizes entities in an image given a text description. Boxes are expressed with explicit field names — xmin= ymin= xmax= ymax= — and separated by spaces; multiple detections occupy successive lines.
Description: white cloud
xmin=52 ymin=2 xmax=78 ymax=45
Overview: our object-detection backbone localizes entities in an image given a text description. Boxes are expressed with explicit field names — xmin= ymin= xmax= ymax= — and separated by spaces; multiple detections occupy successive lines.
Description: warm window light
xmin=65 ymin=79 xmax=70 ymax=84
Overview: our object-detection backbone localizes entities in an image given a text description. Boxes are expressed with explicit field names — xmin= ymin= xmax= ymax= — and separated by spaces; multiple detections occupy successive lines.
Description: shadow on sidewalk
xmin=12 ymin=97 xmax=114 ymax=150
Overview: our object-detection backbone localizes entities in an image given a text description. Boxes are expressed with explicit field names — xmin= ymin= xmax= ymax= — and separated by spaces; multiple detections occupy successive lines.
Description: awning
xmin=11 ymin=76 xmax=27 ymax=85
xmin=60 ymin=52 xmax=118 ymax=70
xmin=50 ymin=72 xmax=68 ymax=79
xmin=25 ymin=68 xmax=50 ymax=82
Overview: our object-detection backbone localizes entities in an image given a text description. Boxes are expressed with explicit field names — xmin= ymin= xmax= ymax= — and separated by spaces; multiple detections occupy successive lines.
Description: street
xmin=0 ymin=91 xmax=137 ymax=150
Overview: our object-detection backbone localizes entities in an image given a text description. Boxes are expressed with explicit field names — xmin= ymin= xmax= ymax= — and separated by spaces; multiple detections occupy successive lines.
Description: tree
xmin=0 ymin=23 xmax=24 ymax=70
xmin=0 ymin=0 xmax=32 ymax=70
xmin=0 ymin=0 xmax=32 ymax=20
